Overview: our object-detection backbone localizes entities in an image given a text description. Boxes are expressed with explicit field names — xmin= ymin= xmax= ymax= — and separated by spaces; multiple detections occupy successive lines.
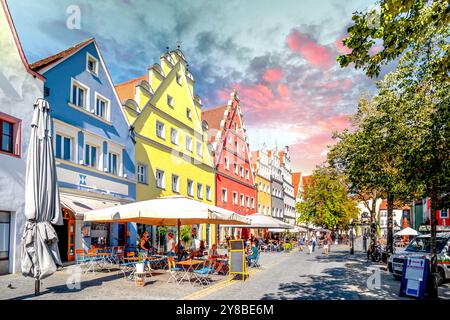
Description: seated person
xmin=189 ymin=240 xmax=206 ymax=259
xmin=139 ymin=231 xmax=155 ymax=256
xmin=208 ymin=243 xmax=227 ymax=274
xmin=246 ymin=241 xmax=259 ymax=266
xmin=176 ymin=240 xmax=188 ymax=261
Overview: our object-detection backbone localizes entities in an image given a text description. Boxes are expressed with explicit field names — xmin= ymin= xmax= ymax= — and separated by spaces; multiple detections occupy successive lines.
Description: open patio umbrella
xmin=402 ymin=217 xmax=408 ymax=242
xmin=21 ymin=99 xmax=63 ymax=296
xmin=221 ymin=213 xmax=295 ymax=229
xmin=394 ymin=227 xmax=420 ymax=237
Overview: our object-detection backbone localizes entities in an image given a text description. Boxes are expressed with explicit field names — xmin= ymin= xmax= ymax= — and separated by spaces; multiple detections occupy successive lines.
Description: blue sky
xmin=8 ymin=0 xmax=380 ymax=174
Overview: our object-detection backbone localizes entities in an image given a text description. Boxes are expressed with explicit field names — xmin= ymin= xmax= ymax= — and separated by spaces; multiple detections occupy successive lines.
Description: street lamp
xmin=349 ymin=219 xmax=355 ymax=255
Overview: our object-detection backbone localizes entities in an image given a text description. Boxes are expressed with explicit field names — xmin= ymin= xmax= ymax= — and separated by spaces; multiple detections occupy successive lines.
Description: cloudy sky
xmin=9 ymin=0 xmax=379 ymax=175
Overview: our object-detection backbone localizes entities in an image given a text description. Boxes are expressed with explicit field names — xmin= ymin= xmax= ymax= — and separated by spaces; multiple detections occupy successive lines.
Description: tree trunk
xmin=429 ymin=191 xmax=438 ymax=275
xmin=386 ymin=193 xmax=394 ymax=254
xmin=367 ymin=198 xmax=378 ymax=258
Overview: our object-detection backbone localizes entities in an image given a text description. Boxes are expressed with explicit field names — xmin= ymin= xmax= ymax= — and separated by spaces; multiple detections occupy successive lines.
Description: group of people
xmin=299 ymin=232 xmax=333 ymax=256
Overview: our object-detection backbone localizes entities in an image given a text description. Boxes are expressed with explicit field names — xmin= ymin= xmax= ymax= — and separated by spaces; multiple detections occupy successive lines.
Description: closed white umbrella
xmin=394 ymin=227 xmax=420 ymax=236
xmin=21 ymin=99 xmax=63 ymax=296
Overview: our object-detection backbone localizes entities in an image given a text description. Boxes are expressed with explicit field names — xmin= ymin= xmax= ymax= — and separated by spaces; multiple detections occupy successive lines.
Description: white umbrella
xmin=394 ymin=227 xmax=420 ymax=236
xmin=221 ymin=213 xmax=294 ymax=229
xmin=21 ymin=99 xmax=63 ymax=296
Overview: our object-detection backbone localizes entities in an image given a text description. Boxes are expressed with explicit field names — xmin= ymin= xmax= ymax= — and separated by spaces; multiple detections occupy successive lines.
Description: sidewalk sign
xmin=229 ymin=239 xmax=248 ymax=282
xmin=399 ymin=257 xmax=429 ymax=299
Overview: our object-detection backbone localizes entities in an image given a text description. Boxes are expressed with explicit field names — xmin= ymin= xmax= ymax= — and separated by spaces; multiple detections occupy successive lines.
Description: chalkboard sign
xmin=230 ymin=251 xmax=244 ymax=273
xmin=228 ymin=240 xmax=248 ymax=281
xmin=231 ymin=240 xmax=244 ymax=250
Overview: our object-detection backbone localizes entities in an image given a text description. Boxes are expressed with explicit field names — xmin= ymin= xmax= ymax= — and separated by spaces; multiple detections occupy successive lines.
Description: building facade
xmin=202 ymin=90 xmax=257 ymax=239
xmin=30 ymin=38 xmax=136 ymax=262
xmin=115 ymin=49 xmax=216 ymax=246
xmin=279 ymin=146 xmax=296 ymax=225
xmin=251 ymin=144 xmax=271 ymax=216
xmin=269 ymin=147 xmax=284 ymax=220
xmin=0 ymin=0 xmax=45 ymax=274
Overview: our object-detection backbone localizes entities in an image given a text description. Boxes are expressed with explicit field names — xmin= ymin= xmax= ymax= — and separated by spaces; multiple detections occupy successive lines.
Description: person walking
xmin=166 ymin=232 xmax=176 ymax=271
xmin=323 ymin=238 xmax=329 ymax=256
xmin=327 ymin=233 xmax=333 ymax=253
xmin=311 ymin=234 xmax=317 ymax=252
xmin=307 ymin=240 xmax=313 ymax=254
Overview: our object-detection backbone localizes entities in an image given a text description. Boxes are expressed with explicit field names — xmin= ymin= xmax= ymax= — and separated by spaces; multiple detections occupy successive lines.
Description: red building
xmin=202 ymin=90 xmax=257 ymax=239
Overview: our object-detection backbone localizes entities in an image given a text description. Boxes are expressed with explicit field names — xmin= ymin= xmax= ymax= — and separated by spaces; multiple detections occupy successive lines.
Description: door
xmin=67 ymin=220 xmax=75 ymax=261
xmin=54 ymin=219 xmax=69 ymax=262
xmin=118 ymin=223 xmax=127 ymax=246
xmin=0 ymin=211 xmax=10 ymax=275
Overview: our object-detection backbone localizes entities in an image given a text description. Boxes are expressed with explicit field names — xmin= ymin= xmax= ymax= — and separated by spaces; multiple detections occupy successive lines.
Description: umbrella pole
xmin=177 ymin=219 xmax=181 ymax=253
xmin=35 ymin=279 xmax=40 ymax=296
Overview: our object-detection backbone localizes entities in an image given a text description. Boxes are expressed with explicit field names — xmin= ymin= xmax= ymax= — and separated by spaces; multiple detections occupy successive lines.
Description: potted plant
xmin=135 ymin=252 xmax=145 ymax=273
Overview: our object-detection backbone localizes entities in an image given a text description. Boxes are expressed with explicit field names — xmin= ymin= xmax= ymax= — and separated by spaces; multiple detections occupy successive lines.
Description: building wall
xmin=255 ymin=175 xmax=271 ymax=216
xmin=118 ymin=50 xmax=216 ymax=245
xmin=0 ymin=2 xmax=44 ymax=273
xmin=271 ymin=180 xmax=284 ymax=220
xmin=41 ymin=41 xmax=137 ymax=252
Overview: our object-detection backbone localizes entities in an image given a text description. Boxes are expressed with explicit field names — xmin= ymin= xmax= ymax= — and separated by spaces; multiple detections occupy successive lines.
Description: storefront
xmin=0 ymin=211 xmax=11 ymax=275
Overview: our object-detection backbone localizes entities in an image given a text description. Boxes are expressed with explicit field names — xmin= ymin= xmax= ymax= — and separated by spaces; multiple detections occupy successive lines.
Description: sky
xmin=8 ymin=0 xmax=380 ymax=175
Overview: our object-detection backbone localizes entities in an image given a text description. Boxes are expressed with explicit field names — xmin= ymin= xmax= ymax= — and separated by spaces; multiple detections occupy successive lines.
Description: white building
xmin=280 ymin=146 xmax=296 ymax=225
xmin=0 ymin=0 xmax=44 ymax=274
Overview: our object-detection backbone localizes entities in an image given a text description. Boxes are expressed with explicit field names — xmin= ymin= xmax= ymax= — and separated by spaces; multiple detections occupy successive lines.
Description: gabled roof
xmin=292 ymin=172 xmax=302 ymax=196
xmin=301 ymin=175 xmax=313 ymax=193
xmin=30 ymin=38 xmax=94 ymax=72
xmin=115 ymin=75 xmax=147 ymax=102
xmin=279 ymin=151 xmax=285 ymax=165
xmin=1 ymin=0 xmax=45 ymax=81
xmin=202 ymin=105 xmax=227 ymax=130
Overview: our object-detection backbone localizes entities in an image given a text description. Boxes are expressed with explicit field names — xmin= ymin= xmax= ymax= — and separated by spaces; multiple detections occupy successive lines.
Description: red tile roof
xmin=30 ymin=38 xmax=94 ymax=72
xmin=115 ymin=75 xmax=147 ymax=103
xmin=379 ymin=200 xmax=410 ymax=210
xmin=279 ymin=151 xmax=284 ymax=165
xmin=202 ymin=105 xmax=227 ymax=131
xmin=292 ymin=172 xmax=301 ymax=196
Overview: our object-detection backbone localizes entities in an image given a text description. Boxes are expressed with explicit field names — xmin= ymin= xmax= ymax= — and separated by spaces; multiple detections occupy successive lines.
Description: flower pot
xmin=136 ymin=262 xmax=145 ymax=273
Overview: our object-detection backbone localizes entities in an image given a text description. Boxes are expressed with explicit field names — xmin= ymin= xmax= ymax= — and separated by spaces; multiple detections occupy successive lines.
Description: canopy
xmin=21 ymin=99 xmax=63 ymax=296
xmin=83 ymin=195 xmax=249 ymax=226
xmin=60 ymin=193 xmax=122 ymax=219
xmin=221 ymin=213 xmax=294 ymax=229
xmin=394 ymin=227 xmax=420 ymax=236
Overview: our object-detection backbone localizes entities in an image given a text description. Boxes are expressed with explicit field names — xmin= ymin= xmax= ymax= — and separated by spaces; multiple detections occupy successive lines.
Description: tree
xmin=296 ymin=166 xmax=359 ymax=230
xmin=328 ymin=93 xmax=416 ymax=255
xmin=337 ymin=0 xmax=449 ymax=79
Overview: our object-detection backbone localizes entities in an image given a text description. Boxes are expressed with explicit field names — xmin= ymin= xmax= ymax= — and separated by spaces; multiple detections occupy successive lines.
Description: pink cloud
xmin=262 ymin=68 xmax=283 ymax=83
xmin=335 ymin=35 xmax=352 ymax=55
xmin=277 ymin=83 xmax=289 ymax=96
xmin=286 ymin=30 xmax=337 ymax=69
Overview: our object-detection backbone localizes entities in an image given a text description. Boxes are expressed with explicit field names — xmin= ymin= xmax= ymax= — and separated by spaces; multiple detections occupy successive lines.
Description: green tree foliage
xmin=296 ymin=166 xmax=359 ymax=230
xmin=337 ymin=0 xmax=449 ymax=79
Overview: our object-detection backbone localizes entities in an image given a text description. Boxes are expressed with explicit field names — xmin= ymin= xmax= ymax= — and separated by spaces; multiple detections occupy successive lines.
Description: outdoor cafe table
xmin=176 ymin=259 xmax=205 ymax=284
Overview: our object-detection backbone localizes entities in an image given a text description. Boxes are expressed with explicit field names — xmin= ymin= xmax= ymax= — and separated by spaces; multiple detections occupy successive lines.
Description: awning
xmin=83 ymin=195 xmax=250 ymax=226
xmin=221 ymin=213 xmax=294 ymax=229
xmin=60 ymin=193 xmax=122 ymax=219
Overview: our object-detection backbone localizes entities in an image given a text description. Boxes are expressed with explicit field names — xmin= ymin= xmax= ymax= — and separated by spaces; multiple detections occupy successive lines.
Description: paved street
xmin=1 ymin=244 xmax=449 ymax=300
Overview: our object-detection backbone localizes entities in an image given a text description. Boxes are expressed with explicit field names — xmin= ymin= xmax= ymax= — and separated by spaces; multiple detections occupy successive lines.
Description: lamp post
xmin=349 ymin=219 xmax=355 ymax=255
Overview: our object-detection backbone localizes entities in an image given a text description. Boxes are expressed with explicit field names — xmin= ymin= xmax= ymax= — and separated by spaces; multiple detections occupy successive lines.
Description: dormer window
xmin=186 ymin=108 xmax=192 ymax=120
xmin=176 ymin=73 xmax=182 ymax=85
xmin=86 ymin=53 xmax=99 ymax=76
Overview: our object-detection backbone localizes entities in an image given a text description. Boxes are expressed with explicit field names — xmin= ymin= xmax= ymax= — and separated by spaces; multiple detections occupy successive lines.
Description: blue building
xmin=30 ymin=38 xmax=137 ymax=261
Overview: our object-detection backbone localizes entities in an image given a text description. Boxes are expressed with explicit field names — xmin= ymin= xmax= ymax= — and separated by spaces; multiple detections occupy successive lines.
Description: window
xmin=240 ymin=194 xmax=245 ymax=207
xmin=235 ymin=141 xmax=238 ymax=151
xmin=186 ymin=108 xmax=192 ymax=119
xmin=86 ymin=53 xmax=98 ymax=75
xmin=206 ymin=186 xmax=212 ymax=201
xmin=251 ymin=198 xmax=255 ymax=209
xmin=240 ymin=167 xmax=244 ymax=177
xmin=1 ymin=120 xmax=13 ymax=153
xmin=233 ymin=163 xmax=238 ymax=175
xmin=84 ymin=144 xmax=97 ymax=168
xmin=156 ymin=121 xmax=165 ymax=139
xmin=95 ymin=95 xmax=109 ymax=119
xmin=222 ymin=188 xmax=228 ymax=203
xmin=197 ymin=183 xmax=203 ymax=199
xmin=108 ymin=152 xmax=118 ymax=175
xmin=227 ymin=136 xmax=232 ymax=144
xmin=246 ymin=169 xmax=249 ymax=180
xmin=224 ymin=157 xmax=230 ymax=170
xmin=440 ymin=209 xmax=449 ymax=219
xmin=170 ymin=128 xmax=178 ymax=145
xmin=55 ymin=134 xmax=72 ymax=161
xmin=196 ymin=141 xmax=202 ymax=157
xmin=71 ymin=82 xmax=87 ymax=108
xmin=156 ymin=169 xmax=165 ymax=189
xmin=185 ymin=136 xmax=193 ymax=152
xmin=187 ymin=179 xmax=194 ymax=196
xmin=172 ymin=174 xmax=179 ymax=193
xmin=137 ymin=164 xmax=148 ymax=184
xmin=246 ymin=196 xmax=250 ymax=208
xmin=233 ymin=192 xmax=238 ymax=205
xmin=167 ymin=95 xmax=174 ymax=107
xmin=176 ymin=73 xmax=182 ymax=85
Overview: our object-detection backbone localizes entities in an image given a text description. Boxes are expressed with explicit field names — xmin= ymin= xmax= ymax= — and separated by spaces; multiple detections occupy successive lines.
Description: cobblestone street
xmin=1 ymin=244 xmax=449 ymax=300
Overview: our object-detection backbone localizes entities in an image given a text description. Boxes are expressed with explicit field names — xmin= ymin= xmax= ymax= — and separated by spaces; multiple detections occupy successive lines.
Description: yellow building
xmin=115 ymin=49 xmax=216 ymax=246
xmin=251 ymin=145 xmax=272 ymax=216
